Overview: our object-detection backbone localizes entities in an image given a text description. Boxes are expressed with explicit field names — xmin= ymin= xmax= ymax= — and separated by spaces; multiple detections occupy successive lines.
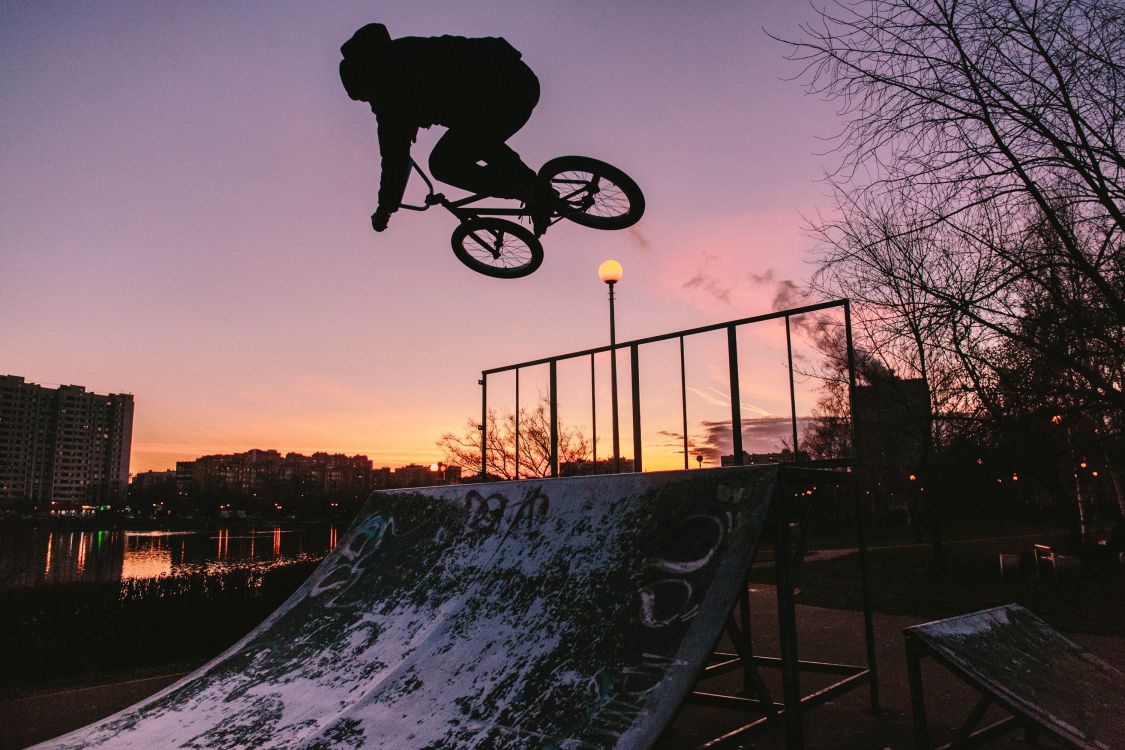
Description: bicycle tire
xmin=451 ymin=218 xmax=544 ymax=279
xmin=539 ymin=156 xmax=645 ymax=230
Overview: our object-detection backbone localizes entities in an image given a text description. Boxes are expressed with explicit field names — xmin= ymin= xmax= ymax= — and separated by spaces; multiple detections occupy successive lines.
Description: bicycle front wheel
xmin=451 ymin=218 xmax=544 ymax=279
xmin=539 ymin=156 xmax=645 ymax=230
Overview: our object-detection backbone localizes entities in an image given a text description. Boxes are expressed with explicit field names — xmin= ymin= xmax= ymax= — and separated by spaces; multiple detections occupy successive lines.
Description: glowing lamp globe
xmin=598 ymin=259 xmax=623 ymax=284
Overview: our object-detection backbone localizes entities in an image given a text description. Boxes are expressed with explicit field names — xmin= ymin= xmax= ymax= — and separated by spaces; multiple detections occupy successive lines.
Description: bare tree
xmin=780 ymin=0 xmax=1125 ymax=411
xmin=437 ymin=396 xmax=591 ymax=480
xmin=776 ymin=0 xmax=1125 ymax=545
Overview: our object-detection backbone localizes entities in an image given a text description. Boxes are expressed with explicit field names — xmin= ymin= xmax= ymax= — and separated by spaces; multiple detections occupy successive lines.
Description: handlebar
xmin=397 ymin=159 xmax=444 ymax=212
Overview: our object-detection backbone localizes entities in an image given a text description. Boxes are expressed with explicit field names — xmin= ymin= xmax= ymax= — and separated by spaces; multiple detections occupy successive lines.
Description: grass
xmin=751 ymin=530 xmax=1125 ymax=636
xmin=0 ymin=559 xmax=321 ymax=700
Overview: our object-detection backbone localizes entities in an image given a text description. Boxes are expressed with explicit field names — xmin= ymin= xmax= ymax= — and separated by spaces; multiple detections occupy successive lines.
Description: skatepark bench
xmin=903 ymin=604 xmax=1125 ymax=749
xmin=1033 ymin=544 xmax=1082 ymax=579
xmin=1033 ymin=543 xmax=1056 ymax=576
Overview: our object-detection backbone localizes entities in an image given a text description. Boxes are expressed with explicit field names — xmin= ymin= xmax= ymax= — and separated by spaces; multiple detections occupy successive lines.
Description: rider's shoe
xmin=529 ymin=183 xmax=561 ymax=237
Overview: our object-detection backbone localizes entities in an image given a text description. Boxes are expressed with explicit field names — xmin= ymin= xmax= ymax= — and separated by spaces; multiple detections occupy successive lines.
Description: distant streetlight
xmin=598 ymin=259 xmax=623 ymax=285
xmin=599 ymin=260 xmax=623 ymax=473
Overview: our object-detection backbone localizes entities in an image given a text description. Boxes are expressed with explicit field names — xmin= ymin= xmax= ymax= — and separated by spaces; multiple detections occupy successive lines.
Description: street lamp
xmin=599 ymin=259 xmax=623 ymax=473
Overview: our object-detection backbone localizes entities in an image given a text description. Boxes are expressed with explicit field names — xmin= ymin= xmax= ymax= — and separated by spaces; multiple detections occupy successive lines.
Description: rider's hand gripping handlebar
xmin=371 ymin=209 xmax=391 ymax=232
xmin=396 ymin=159 xmax=442 ymax=212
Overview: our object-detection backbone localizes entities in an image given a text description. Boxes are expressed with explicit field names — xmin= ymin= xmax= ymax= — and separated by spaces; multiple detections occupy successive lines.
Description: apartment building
xmin=0 ymin=375 xmax=134 ymax=507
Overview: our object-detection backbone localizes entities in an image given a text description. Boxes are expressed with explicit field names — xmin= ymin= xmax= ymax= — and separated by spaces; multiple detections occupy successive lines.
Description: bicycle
xmin=397 ymin=156 xmax=645 ymax=279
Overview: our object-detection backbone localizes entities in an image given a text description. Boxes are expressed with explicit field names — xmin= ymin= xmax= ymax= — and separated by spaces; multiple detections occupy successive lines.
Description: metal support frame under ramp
xmin=688 ymin=465 xmax=879 ymax=749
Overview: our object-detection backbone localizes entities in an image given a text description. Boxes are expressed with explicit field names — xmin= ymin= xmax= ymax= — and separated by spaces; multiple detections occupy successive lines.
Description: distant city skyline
xmin=2 ymin=2 xmax=845 ymax=475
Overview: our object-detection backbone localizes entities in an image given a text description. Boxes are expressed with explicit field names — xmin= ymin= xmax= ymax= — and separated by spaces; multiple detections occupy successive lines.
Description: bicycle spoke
xmin=452 ymin=217 xmax=543 ymax=278
xmin=539 ymin=155 xmax=643 ymax=232
xmin=549 ymin=170 xmax=631 ymax=219
xmin=464 ymin=230 xmax=531 ymax=266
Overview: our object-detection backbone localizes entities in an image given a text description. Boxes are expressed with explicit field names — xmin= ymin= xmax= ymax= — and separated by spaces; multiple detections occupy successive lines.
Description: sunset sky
xmin=2 ymin=2 xmax=847 ymax=474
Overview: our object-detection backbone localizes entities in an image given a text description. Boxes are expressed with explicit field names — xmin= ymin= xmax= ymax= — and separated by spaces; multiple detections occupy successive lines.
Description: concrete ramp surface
xmin=37 ymin=466 xmax=778 ymax=749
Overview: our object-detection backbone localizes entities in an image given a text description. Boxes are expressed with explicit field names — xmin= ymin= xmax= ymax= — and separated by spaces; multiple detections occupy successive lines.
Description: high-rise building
xmin=0 ymin=375 xmax=134 ymax=509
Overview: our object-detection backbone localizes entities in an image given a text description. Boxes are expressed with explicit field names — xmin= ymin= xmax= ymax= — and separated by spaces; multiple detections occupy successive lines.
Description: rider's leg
xmin=430 ymin=130 xmax=558 ymax=236
xmin=428 ymin=60 xmax=540 ymax=200
xmin=429 ymin=128 xmax=536 ymax=200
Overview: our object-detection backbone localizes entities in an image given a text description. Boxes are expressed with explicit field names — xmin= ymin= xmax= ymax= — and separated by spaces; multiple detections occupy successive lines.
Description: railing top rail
xmin=482 ymin=299 xmax=849 ymax=376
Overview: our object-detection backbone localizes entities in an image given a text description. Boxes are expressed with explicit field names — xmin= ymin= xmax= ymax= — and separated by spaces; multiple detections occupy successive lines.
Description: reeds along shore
xmin=0 ymin=558 xmax=321 ymax=696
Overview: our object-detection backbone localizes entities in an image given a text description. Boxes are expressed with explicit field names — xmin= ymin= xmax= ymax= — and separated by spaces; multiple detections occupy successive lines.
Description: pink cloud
xmin=652 ymin=210 xmax=810 ymax=315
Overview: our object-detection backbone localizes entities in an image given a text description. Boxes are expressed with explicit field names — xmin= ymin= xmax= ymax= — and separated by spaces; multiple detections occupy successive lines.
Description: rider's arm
xmin=375 ymin=116 xmax=418 ymax=215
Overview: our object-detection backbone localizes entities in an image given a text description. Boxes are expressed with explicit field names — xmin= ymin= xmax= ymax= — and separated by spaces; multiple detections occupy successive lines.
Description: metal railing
xmin=479 ymin=299 xmax=857 ymax=478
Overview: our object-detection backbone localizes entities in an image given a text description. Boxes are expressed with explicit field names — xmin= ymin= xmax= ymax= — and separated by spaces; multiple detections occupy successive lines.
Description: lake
xmin=0 ymin=524 xmax=340 ymax=589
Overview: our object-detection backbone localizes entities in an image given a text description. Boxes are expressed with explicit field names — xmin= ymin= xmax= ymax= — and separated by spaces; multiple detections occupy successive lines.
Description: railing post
xmin=727 ymin=326 xmax=743 ymax=465
xmin=680 ymin=335 xmax=688 ymax=470
xmin=844 ymin=300 xmax=859 ymax=465
xmin=549 ymin=360 xmax=559 ymax=478
xmin=609 ymin=286 xmax=621 ymax=474
xmin=630 ymin=344 xmax=642 ymax=472
xmin=479 ymin=374 xmax=487 ymax=479
xmin=856 ymin=480 xmax=880 ymax=710
xmin=515 ymin=368 xmax=520 ymax=480
xmin=590 ymin=353 xmax=597 ymax=472
xmin=786 ymin=316 xmax=799 ymax=462
xmin=775 ymin=481 xmax=804 ymax=747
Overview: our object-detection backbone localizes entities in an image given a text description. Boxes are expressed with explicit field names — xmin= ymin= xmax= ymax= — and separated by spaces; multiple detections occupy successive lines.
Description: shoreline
xmin=0 ymin=515 xmax=349 ymax=533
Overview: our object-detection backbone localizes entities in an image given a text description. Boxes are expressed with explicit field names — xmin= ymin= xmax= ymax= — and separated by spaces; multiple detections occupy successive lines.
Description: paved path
xmin=657 ymin=586 xmax=1125 ymax=749
xmin=4 ymin=586 xmax=1122 ymax=749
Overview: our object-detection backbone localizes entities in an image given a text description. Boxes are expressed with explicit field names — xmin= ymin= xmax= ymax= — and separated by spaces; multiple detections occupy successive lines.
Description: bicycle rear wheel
xmin=539 ymin=156 xmax=645 ymax=230
xmin=451 ymin=218 xmax=544 ymax=279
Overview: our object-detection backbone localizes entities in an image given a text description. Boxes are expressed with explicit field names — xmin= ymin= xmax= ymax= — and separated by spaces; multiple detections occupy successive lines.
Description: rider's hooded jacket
xmin=340 ymin=24 xmax=531 ymax=212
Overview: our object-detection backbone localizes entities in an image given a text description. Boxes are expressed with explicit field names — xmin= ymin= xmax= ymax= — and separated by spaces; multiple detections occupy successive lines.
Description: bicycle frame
xmin=397 ymin=159 xmax=596 ymax=232
xmin=397 ymin=159 xmax=529 ymax=223
xmin=392 ymin=153 xmax=641 ymax=276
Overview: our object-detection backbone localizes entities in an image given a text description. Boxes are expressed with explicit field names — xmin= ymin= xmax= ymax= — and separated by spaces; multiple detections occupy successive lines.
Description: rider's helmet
xmin=339 ymin=23 xmax=392 ymax=102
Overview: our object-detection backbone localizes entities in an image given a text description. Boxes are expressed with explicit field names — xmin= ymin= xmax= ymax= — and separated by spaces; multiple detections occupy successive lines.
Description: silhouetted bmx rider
xmin=340 ymin=23 xmax=554 ymax=235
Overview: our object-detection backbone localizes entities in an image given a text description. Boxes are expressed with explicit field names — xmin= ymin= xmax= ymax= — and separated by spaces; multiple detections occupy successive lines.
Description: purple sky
xmin=1 ymin=1 xmax=845 ymax=473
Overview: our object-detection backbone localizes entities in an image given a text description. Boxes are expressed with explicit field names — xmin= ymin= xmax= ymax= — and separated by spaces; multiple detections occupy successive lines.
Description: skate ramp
xmin=37 ymin=466 xmax=778 ymax=749
xmin=905 ymin=604 xmax=1125 ymax=749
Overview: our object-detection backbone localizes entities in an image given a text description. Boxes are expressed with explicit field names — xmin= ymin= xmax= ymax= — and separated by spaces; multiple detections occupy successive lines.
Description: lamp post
xmin=599 ymin=259 xmax=623 ymax=473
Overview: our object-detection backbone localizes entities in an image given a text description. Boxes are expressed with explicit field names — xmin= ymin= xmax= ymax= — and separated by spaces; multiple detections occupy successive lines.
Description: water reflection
xmin=122 ymin=535 xmax=173 ymax=580
xmin=77 ymin=532 xmax=87 ymax=574
xmin=1 ymin=525 xmax=340 ymax=589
